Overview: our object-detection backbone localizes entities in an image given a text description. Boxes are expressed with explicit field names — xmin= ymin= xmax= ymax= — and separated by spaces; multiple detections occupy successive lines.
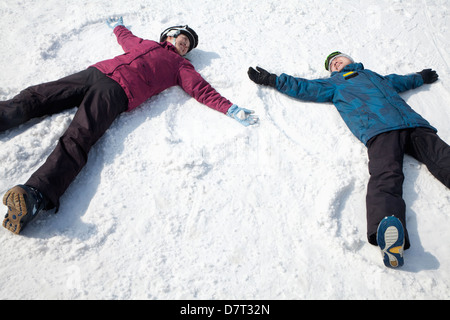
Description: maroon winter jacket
xmin=91 ymin=26 xmax=233 ymax=113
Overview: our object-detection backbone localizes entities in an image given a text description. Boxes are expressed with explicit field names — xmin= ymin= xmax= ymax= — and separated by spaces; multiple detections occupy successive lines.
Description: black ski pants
xmin=366 ymin=127 xmax=450 ymax=249
xmin=0 ymin=68 xmax=128 ymax=209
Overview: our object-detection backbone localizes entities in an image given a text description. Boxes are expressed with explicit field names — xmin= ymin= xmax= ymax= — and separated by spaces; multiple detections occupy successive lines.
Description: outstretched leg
xmin=0 ymin=68 xmax=102 ymax=132
xmin=366 ymin=130 xmax=410 ymax=249
xmin=407 ymin=128 xmax=450 ymax=188
xmin=25 ymin=72 xmax=128 ymax=209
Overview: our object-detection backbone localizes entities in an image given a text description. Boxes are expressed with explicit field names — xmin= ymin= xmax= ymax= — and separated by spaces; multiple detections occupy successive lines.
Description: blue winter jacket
xmin=276 ymin=63 xmax=436 ymax=145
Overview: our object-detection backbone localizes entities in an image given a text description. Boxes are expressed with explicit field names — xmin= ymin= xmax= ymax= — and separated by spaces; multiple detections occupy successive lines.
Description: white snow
xmin=1 ymin=0 xmax=450 ymax=300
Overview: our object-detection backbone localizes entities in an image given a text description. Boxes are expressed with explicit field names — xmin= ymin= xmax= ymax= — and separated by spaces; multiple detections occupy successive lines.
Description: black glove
xmin=418 ymin=69 xmax=439 ymax=84
xmin=248 ymin=66 xmax=277 ymax=87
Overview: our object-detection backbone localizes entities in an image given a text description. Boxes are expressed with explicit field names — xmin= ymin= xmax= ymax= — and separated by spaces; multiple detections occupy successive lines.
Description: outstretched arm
xmin=106 ymin=16 xmax=144 ymax=52
xmin=179 ymin=63 xmax=259 ymax=127
xmin=248 ymin=66 xmax=335 ymax=103
xmin=384 ymin=69 xmax=438 ymax=93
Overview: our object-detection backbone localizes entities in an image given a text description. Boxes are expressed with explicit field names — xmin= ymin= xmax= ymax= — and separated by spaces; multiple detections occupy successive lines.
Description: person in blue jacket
xmin=248 ymin=52 xmax=449 ymax=268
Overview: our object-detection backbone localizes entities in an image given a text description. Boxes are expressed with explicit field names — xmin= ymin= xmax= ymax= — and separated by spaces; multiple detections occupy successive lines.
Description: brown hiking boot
xmin=2 ymin=185 xmax=46 ymax=234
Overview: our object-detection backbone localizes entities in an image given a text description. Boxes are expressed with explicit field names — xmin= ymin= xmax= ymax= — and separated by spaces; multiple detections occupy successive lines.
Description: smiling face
xmin=329 ymin=56 xmax=353 ymax=72
xmin=166 ymin=34 xmax=191 ymax=56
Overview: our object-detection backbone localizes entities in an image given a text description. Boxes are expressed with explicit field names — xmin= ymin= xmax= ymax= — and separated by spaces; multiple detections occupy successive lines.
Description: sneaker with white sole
xmin=376 ymin=216 xmax=405 ymax=268
xmin=2 ymin=185 xmax=46 ymax=234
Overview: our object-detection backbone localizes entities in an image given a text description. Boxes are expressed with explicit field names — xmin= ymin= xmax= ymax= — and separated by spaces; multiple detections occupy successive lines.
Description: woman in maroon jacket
xmin=1 ymin=17 xmax=258 ymax=234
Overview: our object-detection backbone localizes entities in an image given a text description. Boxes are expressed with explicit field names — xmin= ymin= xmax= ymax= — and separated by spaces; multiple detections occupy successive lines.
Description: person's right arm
xmin=248 ymin=66 xmax=335 ymax=103
xmin=106 ymin=16 xmax=144 ymax=52
xmin=113 ymin=25 xmax=144 ymax=52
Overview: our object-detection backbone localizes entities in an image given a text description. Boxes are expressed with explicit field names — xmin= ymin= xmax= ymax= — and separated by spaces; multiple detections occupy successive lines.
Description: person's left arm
xmin=385 ymin=69 xmax=438 ymax=93
xmin=178 ymin=62 xmax=258 ymax=126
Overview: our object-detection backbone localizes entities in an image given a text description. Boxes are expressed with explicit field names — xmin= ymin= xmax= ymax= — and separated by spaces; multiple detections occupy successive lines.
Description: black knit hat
xmin=160 ymin=25 xmax=198 ymax=53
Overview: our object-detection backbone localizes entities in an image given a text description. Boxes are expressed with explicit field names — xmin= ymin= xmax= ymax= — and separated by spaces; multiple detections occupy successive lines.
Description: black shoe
xmin=2 ymin=185 xmax=46 ymax=234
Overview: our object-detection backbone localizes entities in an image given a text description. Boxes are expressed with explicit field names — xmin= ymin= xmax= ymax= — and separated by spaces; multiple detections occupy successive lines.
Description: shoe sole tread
xmin=2 ymin=186 xmax=29 ymax=234
xmin=378 ymin=217 xmax=404 ymax=268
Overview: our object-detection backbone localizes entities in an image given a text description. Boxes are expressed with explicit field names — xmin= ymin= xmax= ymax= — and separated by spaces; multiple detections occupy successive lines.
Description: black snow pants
xmin=0 ymin=67 xmax=128 ymax=209
xmin=366 ymin=127 xmax=450 ymax=249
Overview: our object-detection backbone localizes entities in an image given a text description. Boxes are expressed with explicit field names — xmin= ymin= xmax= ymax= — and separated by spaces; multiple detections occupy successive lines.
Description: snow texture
xmin=1 ymin=0 xmax=450 ymax=299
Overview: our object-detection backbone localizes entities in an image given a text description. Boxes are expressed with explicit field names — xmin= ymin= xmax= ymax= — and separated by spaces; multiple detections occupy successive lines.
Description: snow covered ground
xmin=1 ymin=0 xmax=449 ymax=300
